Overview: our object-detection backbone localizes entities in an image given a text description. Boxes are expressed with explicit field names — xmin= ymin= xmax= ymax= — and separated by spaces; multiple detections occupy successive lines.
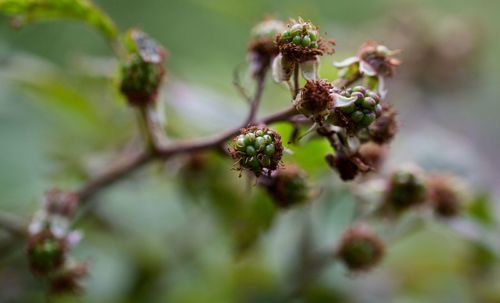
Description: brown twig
xmin=244 ymin=70 xmax=267 ymax=125
xmin=0 ymin=211 xmax=27 ymax=238
xmin=76 ymin=106 xmax=298 ymax=203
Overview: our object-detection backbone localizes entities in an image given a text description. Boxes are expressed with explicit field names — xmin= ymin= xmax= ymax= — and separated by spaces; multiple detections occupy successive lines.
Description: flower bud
xmin=230 ymin=126 xmax=283 ymax=176
xmin=325 ymin=153 xmax=371 ymax=181
xmin=336 ymin=225 xmax=385 ymax=272
xmin=294 ymin=79 xmax=335 ymax=121
xmin=368 ymin=102 xmax=398 ymax=144
xmin=248 ymin=18 xmax=285 ymax=77
xmin=358 ymin=41 xmax=401 ymax=77
xmin=27 ymin=230 xmax=66 ymax=276
xmin=330 ymin=86 xmax=382 ymax=132
xmin=383 ymin=165 xmax=427 ymax=213
xmin=427 ymin=173 xmax=468 ymax=218
xmin=119 ymin=29 xmax=166 ymax=107
xmin=259 ymin=165 xmax=311 ymax=208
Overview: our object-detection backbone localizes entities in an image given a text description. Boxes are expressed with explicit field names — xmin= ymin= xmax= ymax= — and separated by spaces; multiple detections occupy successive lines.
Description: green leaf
xmin=467 ymin=193 xmax=496 ymax=227
xmin=0 ymin=0 xmax=118 ymax=41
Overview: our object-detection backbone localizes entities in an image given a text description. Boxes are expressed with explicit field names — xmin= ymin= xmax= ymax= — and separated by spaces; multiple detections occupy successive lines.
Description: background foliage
xmin=0 ymin=0 xmax=499 ymax=302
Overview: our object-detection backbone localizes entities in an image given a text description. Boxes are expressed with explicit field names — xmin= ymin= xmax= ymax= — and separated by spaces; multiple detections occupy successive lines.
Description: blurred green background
xmin=0 ymin=0 xmax=499 ymax=302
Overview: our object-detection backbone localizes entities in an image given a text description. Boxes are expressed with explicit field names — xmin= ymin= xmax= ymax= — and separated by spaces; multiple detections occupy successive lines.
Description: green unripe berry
xmin=362 ymin=97 xmax=377 ymax=109
xmin=262 ymin=134 xmax=272 ymax=144
xmin=265 ymin=143 xmax=276 ymax=156
xmin=361 ymin=112 xmax=376 ymax=126
xmin=302 ymin=35 xmax=311 ymax=47
xmin=255 ymin=136 xmax=266 ymax=150
xmin=310 ymin=42 xmax=318 ymax=49
xmin=255 ymin=129 xmax=264 ymax=137
xmin=340 ymin=103 xmax=356 ymax=114
xmin=246 ymin=146 xmax=256 ymax=156
xmin=352 ymin=86 xmax=366 ymax=94
xmin=292 ymin=35 xmax=302 ymax=45
xmin=309 ymin=31 xmax=318 ymax=41
xmin=351 ymin=111 xmax=364 ymax=123
xmin=245 ymin=133 xmax=256 ymax=143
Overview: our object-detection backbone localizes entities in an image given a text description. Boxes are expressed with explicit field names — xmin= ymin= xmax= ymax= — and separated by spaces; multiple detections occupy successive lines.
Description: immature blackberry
xmin=336 ymin=225 xmax=385 ymax=272
xmin=230 ymin=126 xmax=283 ymax=176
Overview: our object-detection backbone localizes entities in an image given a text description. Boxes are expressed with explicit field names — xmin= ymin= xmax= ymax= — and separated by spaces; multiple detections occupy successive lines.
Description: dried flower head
xmin=368 ymin=102 xmax=398 ymax=144
xmin=48 ymin=262 xmax=88 ymax=295
xmin=427 ymin=173 xmax=468 ymax=218
xmin=259 ymin=165 xmax=311 ymax=208
xmin=27 ymin=229 xmax=66 ymax=276
xmin=43 ymin=189 xmax=78 ymax=218
xmin=336 ymin=225 xmax=385 ymax=272
xmin=330 ymin=86 xmax=382 ymax=132
xmin=120 ymin=29 xmax=167 ymax=106
xmin=382 ymin=165 xmax=427 ymax=213
xmin=230 ymin=126 xmax=283 ymax=176
xmin=325 ymin=153 xmax=371 ymax=181
xmin=358 ymin=41 xmax=401 ymax=78
xmin=294 ymin=79 xmax=335 ymax=121
xmin=358 ymin=142 xmax=387 ymax=171
xmin=248 ymin=18 xmax=285 ymax=77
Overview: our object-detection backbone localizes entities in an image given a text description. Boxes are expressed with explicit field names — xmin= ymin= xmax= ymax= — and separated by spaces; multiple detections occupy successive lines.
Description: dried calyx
xmin=230 ymin=126 xmax=283 ymax=176
xmin=294 ymin=79 xmax=335 ymax=121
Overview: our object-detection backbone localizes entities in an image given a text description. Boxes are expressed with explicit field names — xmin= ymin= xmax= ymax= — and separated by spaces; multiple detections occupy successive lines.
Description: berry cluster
xmin=336 ymin=225 xmax=385 ymax=272
xmin=260 ymin=166 xmax=311 ymax=208
xmin=27 ymin=231 xmax=66 ymax=276
xmin=383 ymin=166 xmax=427 ymax=213
xmin=333 ymin=86 xmax=382 ymax=129
xmin=119 ymin=29 xmax=166 ymax=106
xmin=230 ymin=127 xmax=283 ymax=176
xmin=279 ymin=21 xmax=319 ymax=49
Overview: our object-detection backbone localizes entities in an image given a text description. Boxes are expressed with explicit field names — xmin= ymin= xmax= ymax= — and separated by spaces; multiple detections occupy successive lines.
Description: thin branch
xmin=232 ymin=65 xmax=252 ymax=104
xmin=244 ymin=70 xmax=267 ymax=125
xmin=77 ymin=106 xmax=298 ymax=202
xmin=334 ymin=71 xmax=362 ymax=88
xmin=293 ymin=64 xmax=300 ymax=98
xmin=0 ymin=211 xmax=27 ymax=238
xmin=75 ymin=150 xmax=154 ymax=203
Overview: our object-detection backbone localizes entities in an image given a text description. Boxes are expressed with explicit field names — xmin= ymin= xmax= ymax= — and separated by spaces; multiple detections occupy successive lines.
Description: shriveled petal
xmin=347 ymin=136 xmax=361 ymax=153
xmin=333 ymin=94 xmax=357 ymax=108
xmin=272 ymin=54 xmax=294 ymax=83
xmin=378 ymin=75 xmax=387 ymax=99
xmin=300 ymin=59 xmax=319 ymax=81
xmin=359 ymin=60 xmax=377 ymax=76
xmin=334 ymin=56 xmax=359 ymax=68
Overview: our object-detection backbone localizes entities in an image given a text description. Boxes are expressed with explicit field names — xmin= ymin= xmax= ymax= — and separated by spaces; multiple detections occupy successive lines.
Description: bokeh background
xmin=1 ymin=0 xmax=499 ymax=302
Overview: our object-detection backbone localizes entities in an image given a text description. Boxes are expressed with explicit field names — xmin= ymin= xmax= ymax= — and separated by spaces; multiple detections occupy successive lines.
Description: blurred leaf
xmin=467 ymin=193 xmax=496 ymax=227
xmin=0 ymin=0 xmax=118 ymax=41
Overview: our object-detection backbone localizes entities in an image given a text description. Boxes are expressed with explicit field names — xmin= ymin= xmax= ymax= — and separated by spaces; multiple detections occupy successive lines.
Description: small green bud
xmin=362 ymin=97 xmax=377 ymax=109
xmin=309 ymin=31 xmax=318 ymax=41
